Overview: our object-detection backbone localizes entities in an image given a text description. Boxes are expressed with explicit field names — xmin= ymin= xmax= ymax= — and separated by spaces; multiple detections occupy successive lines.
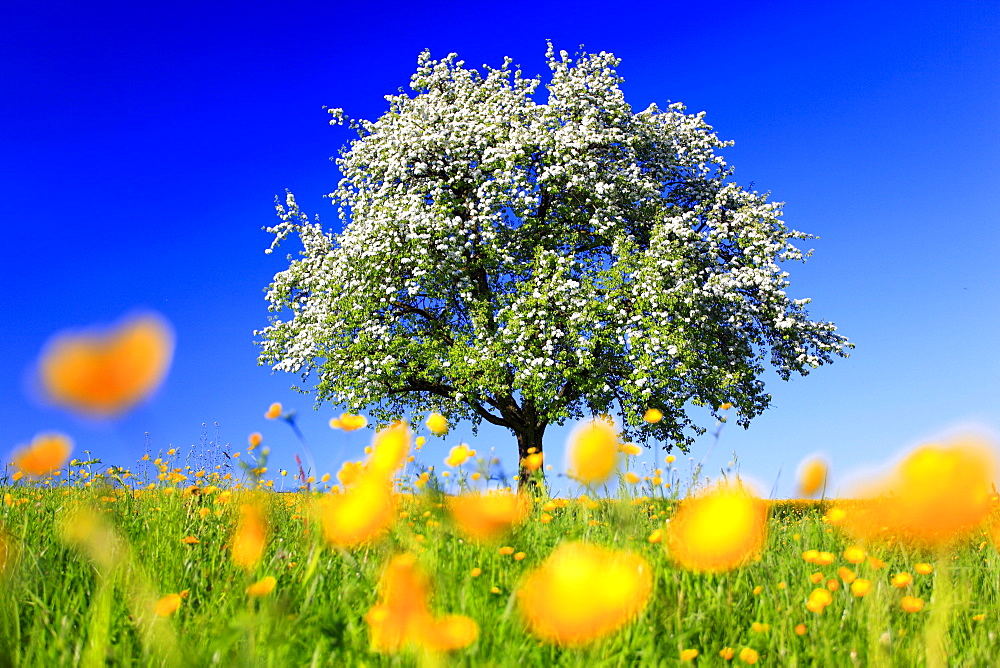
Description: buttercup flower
xmin=447 ymin=492 xmax=529 ymax=541
xmin=842 ymin=436 xmax=997 ymax=549
xmin=445 ymin=444 xmax=473 ymax=467
xmin=643 ymin=409 xmax=663 ymax=423
xmin=231 ymin=504 xmax=267 ymax=570
xmin=319 ymin=474 xmax=396 ymax=547
xmin=666 ymin=483 xmax=768 ymax=573
xmin=38 ymin=313 xmax=174 ymax=417
xmin=155 ymin=594 xmax=182 ymax=617
xmin=796 ymin=456 xmax=828 ymax=498
xmin=425 ymin=413 xmax=448 ymax=436
xmin=566 ymin=419 xmax=621 ymax=485
xmin=12 ymin=433 xmax=72 ymax=477
xmin=517 ymin=542 xmax=652 ymax=646
xmin=246 ymin=576 xmax=276 ymax=597
xmin=366 ymin=553 xmax=478 ymax=653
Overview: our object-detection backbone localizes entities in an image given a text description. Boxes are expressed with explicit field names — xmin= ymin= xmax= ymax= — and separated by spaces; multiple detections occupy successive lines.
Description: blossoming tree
xmin=257 ymin=43 xmax=851 ymax=485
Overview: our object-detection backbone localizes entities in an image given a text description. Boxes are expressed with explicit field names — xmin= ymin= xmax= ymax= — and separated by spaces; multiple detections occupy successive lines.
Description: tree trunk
xmin=516 ymin=425 xmax=546 ymax=492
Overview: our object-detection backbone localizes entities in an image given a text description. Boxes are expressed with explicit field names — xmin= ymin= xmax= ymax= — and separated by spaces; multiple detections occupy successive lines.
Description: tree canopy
xmin=257 ymin=43 xmax=852 ymax=482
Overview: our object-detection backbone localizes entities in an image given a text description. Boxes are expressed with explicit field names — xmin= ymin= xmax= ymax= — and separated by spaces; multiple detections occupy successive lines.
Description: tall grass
xmin=2 ymin=453 xmax=999 ymax=666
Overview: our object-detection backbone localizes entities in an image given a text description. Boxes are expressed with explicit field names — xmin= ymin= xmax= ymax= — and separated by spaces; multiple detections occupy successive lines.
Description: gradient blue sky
xmin=2 ymin=0 xmax=997 ymax=497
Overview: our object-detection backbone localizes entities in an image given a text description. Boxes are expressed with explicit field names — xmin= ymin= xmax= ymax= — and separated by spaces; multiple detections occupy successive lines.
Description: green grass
xmin=1 ymin=476 xmax=999 ymax=666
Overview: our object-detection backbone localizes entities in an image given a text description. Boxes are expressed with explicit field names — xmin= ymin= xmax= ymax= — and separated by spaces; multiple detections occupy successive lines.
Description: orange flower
xmin=246 ymin=575 xmax=276 ymax=597
xmin=517 ymin=542 xmax=652 ymax=646
xmin=523 ymin=453 xmax=544 ymax=472
xmin=643 ymin=408 xmax=663 ymax=423
xmin=796 ymin=456 xmax=828 ymax=498
xmin=566 ymin=419 xmax=621 ymax=485
xmin=181 ymin=535 xmax=199 ymax=545
xmin=12 ymin=433 xmax=72 ymax=477
xmin=842 ymin=436 xmax=997 ymax=548
xmin=337 ymin=413 xmax=368 ymax=431
xmin=155 ymin=593 xmax=182 ymax=617
xmin=231 ymin=504 xmax=267 ymax=570
xmin=901 ymin=595 xmax=924 ymax=613
xmin=680 ymin=649 xmax=699 ymax=661
xmin=891 ymin=572 xmax=913 ymax=588
xmin=366 ymin=553 xmax=478 ymax=653
xmin=38 ymin=313 xmax=174 ymax=417
xmin=265 ymin=402 xmax=283 ymax=419
xmin=915 ymin=562 xmax=934 ymax=575
xmin=319 ymin=474 xmax=396 ymax=547
xmin=447 ymin=492 xmax=529 ymax=541
xmin=666 ymin=483 xmax=768 ymax=573
xmin=739 ymin=647 xmax=760 ymax=664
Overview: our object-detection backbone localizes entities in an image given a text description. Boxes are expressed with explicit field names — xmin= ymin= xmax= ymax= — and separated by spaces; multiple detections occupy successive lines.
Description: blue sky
xmin=2 ymin=0 xmax=997 ymax=497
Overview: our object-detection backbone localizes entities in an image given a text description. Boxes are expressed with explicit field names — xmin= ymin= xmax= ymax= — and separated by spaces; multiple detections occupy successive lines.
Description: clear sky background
xmin=2 ymin=0 xmax=997 ymax=497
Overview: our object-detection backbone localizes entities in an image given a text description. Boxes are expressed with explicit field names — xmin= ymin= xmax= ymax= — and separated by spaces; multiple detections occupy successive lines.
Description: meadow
xmin=9 ymin=313 xmax=999 ymax=666
xmin=2 ymin=430 xmax=1000 ymax=667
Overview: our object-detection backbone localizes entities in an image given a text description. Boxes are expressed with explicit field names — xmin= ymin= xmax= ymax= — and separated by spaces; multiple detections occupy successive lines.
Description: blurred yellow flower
xmin=901 ymin=595 xmax=924 ymax=612
xmin=850 ymin=579 xmax=872 ymax=597
xmin=624 ymin=471 xmax=640 ymax=485
xmin=719 ymin=647 xmax=735 ymax=660
xmin=445 ymin=444 xmax=472 ymax=467
xmin=337 ymin=413 xmax=368 ymax=431
xmin=739 ymin=647 xmax=759 ymax=664
xmin=447 ymin=492 xmax=529 ymax=541
xmin=38 ymin=313 xmax=174 ymax=417
xmin=566 ymin=419 xmax=621 ymax=485
xmin=796 ymin=456 xmax=828 ymax=498
xmin=842 ymin=545 xmax=866 ymax=564
xmin=523 ymin=452 xmax=544 ymax=472
xmin=621 ymin=443 xmax=642 ymax=456
xmin=643 ymin=409 xmax=663 ymax=423
xmin=13 ymin=433 xmax=72 ymax=477
xmin=265 ymin=402 xmax=282 ymax=419
xmin=319 ymin=474 xmax=396 ymax=547
xmin=366 ymin=553 xmax=478 ymax=653
xmin=368 ymin=422 xmax=411 ymax=478
xmin=426 ymin=413 xmax=448 ymax=435
xmin=246 ymin=575 xmax=276 ymax=597
xmin=680 ymin=649 xmax=699 ymax=661
xmin=248 ymin=433 xmax=263 ymax=448
xmin=231 ymin=504 xmax=267 ymax=570
xmin=838 ymin=566 xmax=856 ymax=584
xmin=155 ymin=593 xmax=182 ymax=617
xmin=915 ymin=562 xmax=934 ymax=575
xmin=891 ymin=572 xmax=913 ymax=588
xmin=842 ymin=436 xmax=997 ymax=549
xmin=337 ymin=461 xmax=364 ymax=486
xmin=181 ymin=535 xmax=199 ymax=545
xmin=517 ymin=542 xmax=652 ymax=646
xmin=666 ymin=483 xmax=768 ymax=573
xmin=795 ymin=623 xmax=807 ymax=635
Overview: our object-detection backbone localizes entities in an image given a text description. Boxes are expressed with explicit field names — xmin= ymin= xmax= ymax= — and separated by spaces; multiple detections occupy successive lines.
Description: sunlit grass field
xmin=10 ymin=313 xmax=1000 ymax=666
xmin=2 ymin=447 xmax=1000 ymax=666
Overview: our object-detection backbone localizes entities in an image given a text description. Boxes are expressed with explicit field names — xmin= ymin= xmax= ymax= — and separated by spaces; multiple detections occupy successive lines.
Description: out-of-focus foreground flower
xmin=796 ymin=456 xmax=829 ymax=498
xmin=38 ymin=312 xmax=174 ymax=417
xmin=319 ymin=422 xmax=410 ymax=547
xmin=366 ymin=553 xmax=478 ymax=653
xmin=566 ymin=418 xmax=621 ymax=486
xmin=231 ymin=504 xmax=268 ymax=570
xmin=517 ymin=542 xmax=652 ymax=646
xmin=666 ymin=483 xmax=768 ymax=573
xmin=12 ymin=432 xmax=72 ymax=477
xmin=447 ymin=492 xmax=529 ymax=541
xmin=839 ymin=436 xmax=997 ymax=549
